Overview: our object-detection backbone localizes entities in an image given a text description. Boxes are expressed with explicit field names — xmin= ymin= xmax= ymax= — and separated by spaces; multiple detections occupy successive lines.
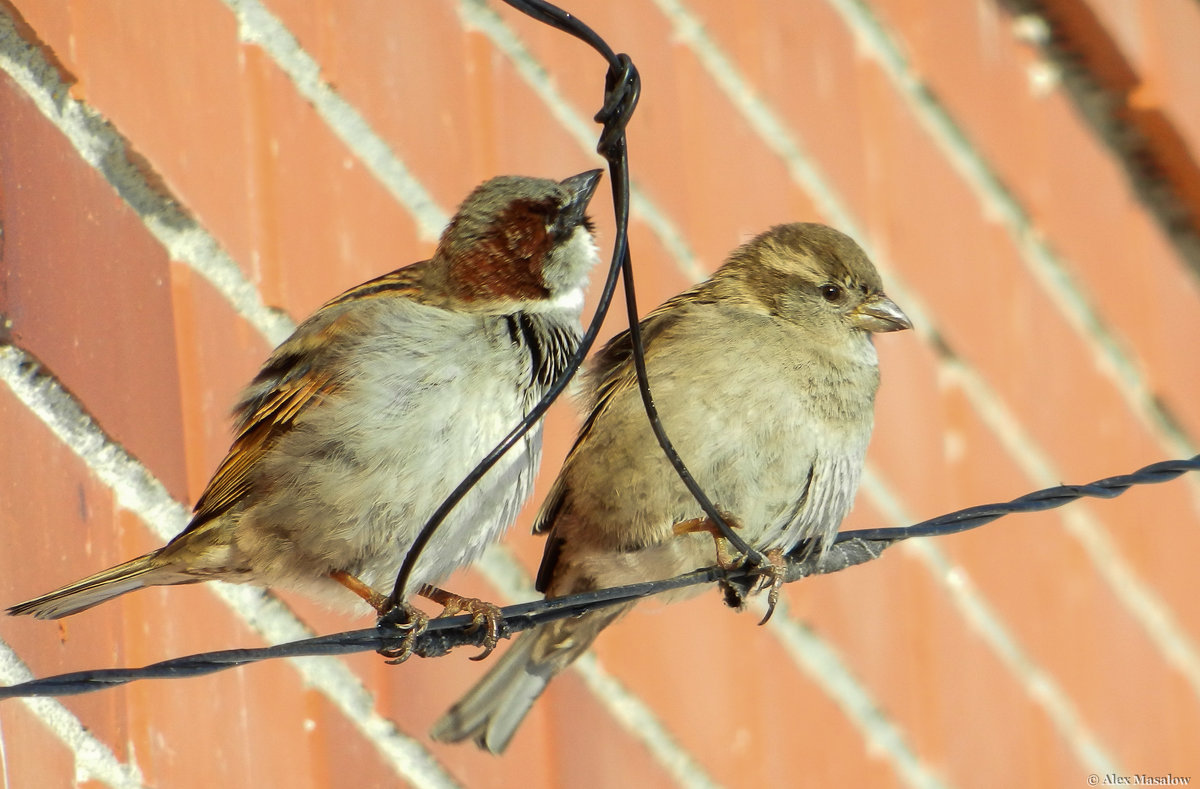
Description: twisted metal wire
xmin=3 ymin=454 xmax=1196 ymax=699
xmin=4 ymin=0 xmax=1197 ymax=701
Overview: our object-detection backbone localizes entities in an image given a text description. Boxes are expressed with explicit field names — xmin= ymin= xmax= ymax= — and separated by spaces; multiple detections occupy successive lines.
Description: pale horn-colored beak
xmin=849 ymin=293 xmax=912 ymax=333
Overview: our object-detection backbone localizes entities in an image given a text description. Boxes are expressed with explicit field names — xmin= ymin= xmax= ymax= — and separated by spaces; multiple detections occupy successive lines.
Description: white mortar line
xmin=755 ymin=597 xmax=951 ymax=789
xmin=221 ymin=0 xmax=449 ymax=240
xmin=652 ymin=0 xmax=1200 ymax=705
xmin=0 ymin=10 xmax=292 ymax=347
xmin=942 ymin=357 xmax=1200 ymax=699
xmin=861 ymin=467 xmax=1122 ymax=776
xmin=0 ymin=646 xmax=145 ymax=788
xmin=0 ymin=347 xmax=461 ymax=789
xmin=821 ymin=0 xmax=1197 ymax=460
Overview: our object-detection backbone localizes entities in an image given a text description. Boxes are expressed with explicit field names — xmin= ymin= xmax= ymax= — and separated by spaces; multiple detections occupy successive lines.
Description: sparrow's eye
xmin=820 ymin=284 xmax=843 ymax=302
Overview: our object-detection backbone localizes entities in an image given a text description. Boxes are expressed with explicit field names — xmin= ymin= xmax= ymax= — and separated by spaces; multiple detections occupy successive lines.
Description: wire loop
xmin=596 ymin=54 xmax=640 ymax=158
xmin=385 ymin=0 xmax=633 ymax=614
xmin=387 ymin=0 xmax=756 ymax=618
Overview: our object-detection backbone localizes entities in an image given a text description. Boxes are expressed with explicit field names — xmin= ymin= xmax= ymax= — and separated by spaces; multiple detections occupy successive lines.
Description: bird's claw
xmin=673 ymin=516 xmax=788 ymax=622
xmin=377 ymin=604 xmax=430 ymax=664
xmin=755 ymin=549 xmax=787 ymax=625
xmin=420 ymin=586 xmax=504 ymax=661
xmin=438 ymin=596 xmax=503 ymax=661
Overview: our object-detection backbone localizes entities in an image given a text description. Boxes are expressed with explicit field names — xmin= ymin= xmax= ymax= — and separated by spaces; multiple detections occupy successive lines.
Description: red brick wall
xmin=2 ymin=1 xmax=1198 ymax=787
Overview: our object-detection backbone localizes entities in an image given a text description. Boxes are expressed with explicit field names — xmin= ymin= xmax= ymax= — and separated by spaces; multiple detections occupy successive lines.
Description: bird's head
xmin=434 ymin=170 xmax=603 ymax=315
xmin=720 ymin=223 xmax=912 ymax=353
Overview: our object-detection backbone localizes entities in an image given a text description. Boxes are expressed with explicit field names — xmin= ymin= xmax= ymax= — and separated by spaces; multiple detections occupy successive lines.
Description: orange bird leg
xmin=672 ymin=514 xmax=743 ymax=569
xmin=671 ymin=516 xmax=786 ymax=625
xmin=330 ymin=569 xmax=390 ymax=613
xmin=330 ymin=570 xmax=428 ymax=664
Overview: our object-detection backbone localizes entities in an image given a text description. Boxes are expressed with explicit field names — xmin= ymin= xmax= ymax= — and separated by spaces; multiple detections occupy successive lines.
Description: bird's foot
xmin=330 ymin=569 xmax=429 ymax=662
xmin=420 ymin=585 xmax=503 ymax=661
xmin=675 ymin=513 xmax=765 ymax=611
xmin=755 ymin=548 xmax=787 ymax=625
xmin=376 ymin=602 xmax=430 ymax=664
xmin=672 ymin=515 xmax=787 ymax=621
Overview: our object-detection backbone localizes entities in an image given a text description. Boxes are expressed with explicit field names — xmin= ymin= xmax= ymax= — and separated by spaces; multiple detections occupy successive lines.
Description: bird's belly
xmin=674 ymin=411 xmax=869 ymax=556
xmin=233 ymin=365 xmax=541 ymax=601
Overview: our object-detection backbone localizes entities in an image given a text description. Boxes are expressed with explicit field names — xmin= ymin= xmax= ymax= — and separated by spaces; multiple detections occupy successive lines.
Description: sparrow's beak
xmin=849 ymin=293 xmax=912 ymax=333
xmin=559 ymin=169 xmax=604 ymax=227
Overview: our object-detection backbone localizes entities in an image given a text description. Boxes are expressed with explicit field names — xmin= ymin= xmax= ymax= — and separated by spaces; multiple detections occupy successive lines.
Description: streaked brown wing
xmin=320 ymin=260 xmax=428 ymax=309
xmin=186 ymin=262 xmax=429 ymax=529
xmin=530 ymin=290 xmax=696 ymax=591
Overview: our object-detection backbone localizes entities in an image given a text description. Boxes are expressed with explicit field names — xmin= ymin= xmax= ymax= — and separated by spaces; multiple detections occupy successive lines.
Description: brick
xmin=5 ymin=0 xmax=1200 ymax=785
xmin=50 ymin=0 xmax=258 ymax=274
xmin=0 ymin=68 xmax=189 ymax=501
xmin=864 ymin=0 xmax=1200 ymax=441
xmin=1087 ymin=0 xmax=1200 ymax=159
xmin=0 ymin=700 xmax=107 ymax=788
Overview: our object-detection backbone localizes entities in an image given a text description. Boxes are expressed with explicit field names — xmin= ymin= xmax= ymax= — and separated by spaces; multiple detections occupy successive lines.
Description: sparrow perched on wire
xmin=8 ymin=169 xmax=604 ymax=658
xmin=431 ymin=222 xmax=911 ymax=751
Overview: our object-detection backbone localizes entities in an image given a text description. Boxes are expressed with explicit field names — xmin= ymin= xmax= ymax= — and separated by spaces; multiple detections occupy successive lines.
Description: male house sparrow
xmin=9 ymin=170 xmax=604 ymax=657
xmin=431 ymin=222 xmax=911 ymax=751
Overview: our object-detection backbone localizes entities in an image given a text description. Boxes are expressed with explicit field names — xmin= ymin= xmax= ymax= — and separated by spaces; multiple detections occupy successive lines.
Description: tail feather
xmin=7 ymin=553 xmax=170 ymax=620
xmin=431 ymin=631 xmax=551 ymax=754
xmin=432 ymin=603 xmax=631 ymax=753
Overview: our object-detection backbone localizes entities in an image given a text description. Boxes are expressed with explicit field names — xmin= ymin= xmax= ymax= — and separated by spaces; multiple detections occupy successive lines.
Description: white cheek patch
xmin=559 ymin=226 xmax=600 ymax=272
xmin=537 ymin=226 xmax=600 ymax=313
xmin=548 ymin=286 xmax=585 ymax=312
xmin=576 ymin=226 xmax=601 ymax=268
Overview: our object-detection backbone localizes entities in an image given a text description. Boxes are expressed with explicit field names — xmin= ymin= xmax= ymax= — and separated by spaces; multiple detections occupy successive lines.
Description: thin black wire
xmin=387 ymin=0 xmax=752 ymax=614
xmin=3 ymin=454 xmax=1196 ymax=699
xmin=838 ymin=455 xmax=1200 ymax=542
xmin=386 ymin=0 xmax=631 ymax=613
xmin=503 ymin=0 xmax=755 ymax=560
xmin=498 ymin=0 xmax=616 ymax=62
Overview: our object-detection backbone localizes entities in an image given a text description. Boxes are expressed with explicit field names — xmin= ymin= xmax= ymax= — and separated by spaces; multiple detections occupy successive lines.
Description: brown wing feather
xmin=186 ymin=262 xmax=429 ymax=530
xmin=530 ymin=284 xmax=705 ymax=589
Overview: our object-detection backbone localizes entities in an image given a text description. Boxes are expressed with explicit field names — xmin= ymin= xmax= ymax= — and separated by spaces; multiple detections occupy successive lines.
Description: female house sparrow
xmin=431 ymin=222 xmax=911 ymax=752
xmin=9 ymin=170 xmax=604 ymax=655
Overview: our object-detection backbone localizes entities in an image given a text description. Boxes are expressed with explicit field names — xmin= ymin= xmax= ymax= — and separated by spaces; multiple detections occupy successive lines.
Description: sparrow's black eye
xmin=820 ymin=284 xmax=843 ymax=302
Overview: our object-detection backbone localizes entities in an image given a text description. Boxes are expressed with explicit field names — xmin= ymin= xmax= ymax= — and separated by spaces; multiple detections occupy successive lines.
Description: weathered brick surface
xmin=2 ymin=1 xmax=1197 ymax=786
